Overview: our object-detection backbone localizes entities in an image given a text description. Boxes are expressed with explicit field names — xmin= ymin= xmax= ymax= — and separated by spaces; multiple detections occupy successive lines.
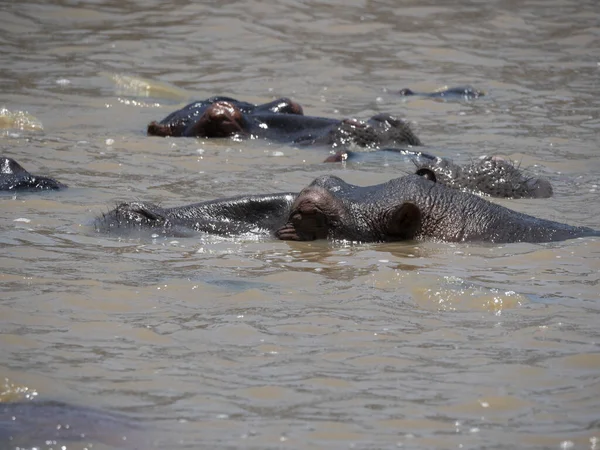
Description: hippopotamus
xmin=97 ymin=173 xmax=598 ymax=244
xmin=0 ymin=156 xmax=66 ymax=191
xmin=147 ymin=96 xmax=422 ymax=150
xmin=0 ymin=400 xmax=145 ymax=448
xmin=413 ymin=154 xmax=553 ymax=198
xmin=398 ymin=86 xmax=484 ymax=100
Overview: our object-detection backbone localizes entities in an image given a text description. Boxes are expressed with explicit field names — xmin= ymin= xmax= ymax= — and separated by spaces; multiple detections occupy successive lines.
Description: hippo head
xmin=398 ymin=88 xmax=416 ymax=96
xmin=184 ymin=101 xmax=249 ymax=138
xmin=414 ymin=155 xmax=553 ymax=199
xmin=275 ymin=178 xmax=422 ymax=242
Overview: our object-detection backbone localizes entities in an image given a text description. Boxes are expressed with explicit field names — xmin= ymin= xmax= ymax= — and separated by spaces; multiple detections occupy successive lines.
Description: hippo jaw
xmin=275 ymin=185 xmax=422 ymax=242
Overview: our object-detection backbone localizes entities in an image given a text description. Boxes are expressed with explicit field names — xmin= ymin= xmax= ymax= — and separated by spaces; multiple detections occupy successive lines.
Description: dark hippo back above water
xmin=398 ymin=86 xmax=485 ymax=100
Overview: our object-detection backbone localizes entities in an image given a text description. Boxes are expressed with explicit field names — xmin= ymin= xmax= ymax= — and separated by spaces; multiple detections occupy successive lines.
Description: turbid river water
xmin=1 ymin=0 xmax=599 ymax=449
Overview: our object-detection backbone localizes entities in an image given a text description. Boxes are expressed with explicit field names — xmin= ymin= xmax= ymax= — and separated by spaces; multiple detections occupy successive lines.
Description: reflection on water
xmin=1 ymin=0 xmax=600 ymax=448
xmin=107 ymin=72 xmax=190 ymax=102
xmin=0 ymin=108 xmax=44 ymax=136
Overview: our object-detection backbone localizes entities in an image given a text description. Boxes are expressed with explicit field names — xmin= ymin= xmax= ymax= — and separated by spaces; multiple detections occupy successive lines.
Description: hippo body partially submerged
xmin=0 ymin=156 xmax=66 ymax=191
xmin=97 ymin=174 xmax=598 ymax=244
xmin=147 ymin=97 xmax=422 ymax=150
xmin=398 ymin=86 xmax=484 ymax=100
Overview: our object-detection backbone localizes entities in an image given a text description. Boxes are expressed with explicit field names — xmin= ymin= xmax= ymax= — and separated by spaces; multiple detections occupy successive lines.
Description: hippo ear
xmin=383 ymin=202 xmax=421 ymax=241
xmin=415 ymin=168 xmax=436 ymax=183
xmin=1 ymin=157 xmax=28 ymax=175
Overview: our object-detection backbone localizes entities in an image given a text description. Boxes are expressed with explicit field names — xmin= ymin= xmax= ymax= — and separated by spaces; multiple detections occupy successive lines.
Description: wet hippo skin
xmin=97 ymin=173 xmax=598 ymax=244
xmin=0 ymin=156 xmax=66 ymax=191
xmin=147 ymin=96 xmax=422 ymax=150
xmin=412 ymin=154 xmax=553 ymax=198
xmin=398 ymin=85 xmax=485 ymax=100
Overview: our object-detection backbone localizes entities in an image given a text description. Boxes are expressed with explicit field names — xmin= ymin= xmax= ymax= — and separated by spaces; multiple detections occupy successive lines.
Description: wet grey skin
xmin=413 ymin=155 xmax=553 ymax=199
xmin=97 ymin=174 xmax=598 ymax=244
xmin=398 ymin=85 xmax=484 ymax=100
xmin=147 ymin=97 xmax=422 ymax=150
xmin=0 ymin=400 xmax=145 ymax=448
xmin=98 ymin=193 xmax=298 ymax=238
xmin=0 ymin=156 xmax=66 ymax=191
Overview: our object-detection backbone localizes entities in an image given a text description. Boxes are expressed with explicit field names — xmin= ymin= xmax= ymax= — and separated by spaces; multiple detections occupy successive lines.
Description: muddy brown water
xmin=1 ymin=0 xmax=599 ymax=449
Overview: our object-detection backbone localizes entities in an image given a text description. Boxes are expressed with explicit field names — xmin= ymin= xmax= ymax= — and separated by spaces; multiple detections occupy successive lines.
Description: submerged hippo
xmin=398 ymin=86 xmax=484 ymax=100
xmin=147 ymin=96 xmax=422 ymax=150
xmin=413 ymin=154 xmax=553 ymax=198
xmin=0 ymin=400 xmax=145 ymax=448
xmin=0 ymin=156 xmax=66 ymax=191
xmin=97 ymin=173 xmax=597 ymax=244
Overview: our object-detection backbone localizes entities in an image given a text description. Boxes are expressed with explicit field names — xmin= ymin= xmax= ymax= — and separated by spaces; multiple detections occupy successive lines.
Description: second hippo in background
xmin=412 ymin=154 xmax=553 ymax=199
xmin=398 ymin=86 xmax=485 ymax=100
xmin=331 ymin=150 xmax=553 ymax=199
xmin=147 ymin=96 xmax=422 ymax=150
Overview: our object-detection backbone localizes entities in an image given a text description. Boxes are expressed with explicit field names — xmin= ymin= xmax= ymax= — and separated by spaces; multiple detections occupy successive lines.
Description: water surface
xmin=1 ymin=0 xmax=599 ymax=448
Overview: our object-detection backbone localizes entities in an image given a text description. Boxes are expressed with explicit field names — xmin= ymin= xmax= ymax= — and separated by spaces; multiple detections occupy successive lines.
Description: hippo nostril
xmin=415 ymin=168 xmax=437 ymax=183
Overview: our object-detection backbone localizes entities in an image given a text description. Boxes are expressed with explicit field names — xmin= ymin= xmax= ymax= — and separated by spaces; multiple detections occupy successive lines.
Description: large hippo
xmin=147 ymin=96 xmax=422 ymax=149
xmin=97 ymin=173 xmax=598 ymax=244
xmin=398 ymin=86 xmax=484 ymax=100
xmin=0 ymin=156 xmax=66 ymax=191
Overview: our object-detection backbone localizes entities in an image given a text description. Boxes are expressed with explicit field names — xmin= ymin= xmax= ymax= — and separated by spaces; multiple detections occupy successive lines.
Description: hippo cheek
xmin=381 ymin=202 xmax=422 ymax=241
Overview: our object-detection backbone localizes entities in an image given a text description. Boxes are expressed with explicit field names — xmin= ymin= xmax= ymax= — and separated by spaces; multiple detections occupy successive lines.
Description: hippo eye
xmin=415 ymin=168 xmax=437 ymax=183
